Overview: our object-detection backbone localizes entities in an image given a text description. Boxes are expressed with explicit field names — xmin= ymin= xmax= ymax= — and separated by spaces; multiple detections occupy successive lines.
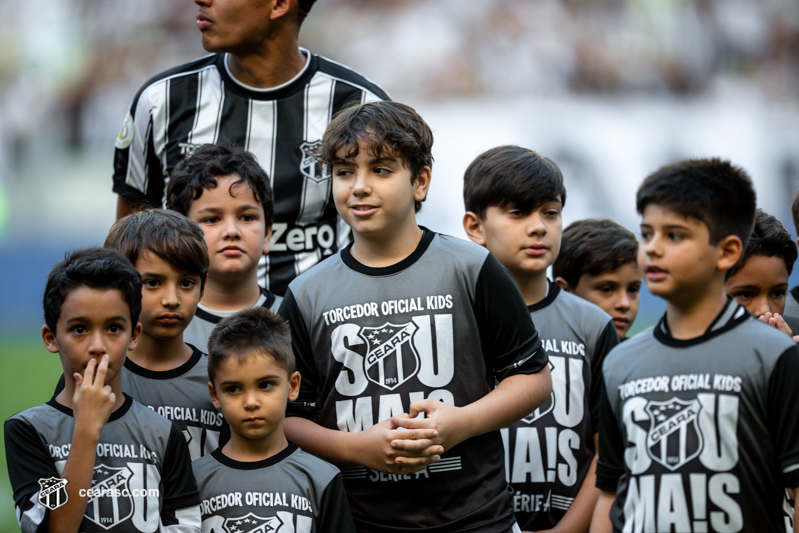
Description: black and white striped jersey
xmin=597 ymin=298 xmax=799 ymax=532
xmin=503 ymin=282 xmax=617 ymax=531
xmin=112 ymin=50 xmax=389 ymax=295
xmin=4 ymin=395 xmax=200 ymax=532
xmin=191 ymin=443 xmax=355 ymax=533
xmin=279 ymin=229 xmax=548 ymax=533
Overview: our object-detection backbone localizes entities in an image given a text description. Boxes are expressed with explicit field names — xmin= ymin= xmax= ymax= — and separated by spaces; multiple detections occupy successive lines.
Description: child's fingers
xmin=92 ymin=354 xmax=110 ymax=386
xmin=395 ymin=452 xmax=441 ymax=467
xmin=391 ymin=437 xmax=443 ymax=454
xmin=73 ymin=372 xmax=83 ymax=389
xmin=82 ymin=358 xmax=98 ymax=388
xmin=392 ymin=416 xmax=436 ymax=430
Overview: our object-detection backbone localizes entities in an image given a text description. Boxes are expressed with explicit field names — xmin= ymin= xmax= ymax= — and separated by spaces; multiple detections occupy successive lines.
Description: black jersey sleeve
xmin=767 ymin=345 xmax=799 ymax=488
xmin=590 ymin=321 xmax=620 ymax=433
xmin=473 ymin=254 xmax=547 ymax=380
xmin=4 ymin=417 xmax=57 ymax=516
xmin=279 ymin=289 xmax=318 ymax=420
xmin=159 ymin=421 xmax=201 ymax=525
xmin=595 ymin=377 xmax=625 ymax=492
xmin=316 ymin=471 xmax=357 ymax=532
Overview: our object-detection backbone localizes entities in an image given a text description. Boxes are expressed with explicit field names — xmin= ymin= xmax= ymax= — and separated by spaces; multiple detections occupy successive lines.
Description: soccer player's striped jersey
xmin=596 ymin=298 xmax=799 ymax=532
xmin=121 ymin=346 xmax=224 ymax=461
xmin=783 ymin=286 xmax=799 ymax=335
xmin=192 ymin=443 xmax=355 ymax=533
xmin=112 ymin=50 xmax=388 ymax=296
xmin=503 ymin=282 xmax=617 ymax=530
xmin=184 ymin=288 xmax=283 ymax=354
xmin=279 ymin=229 xmax=548 ymax=533
xmin=4 ymin=395 xmax=200 ymax=533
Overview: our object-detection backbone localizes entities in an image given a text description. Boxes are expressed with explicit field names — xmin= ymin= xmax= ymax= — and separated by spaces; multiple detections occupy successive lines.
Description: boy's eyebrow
xmin=64 ymin=315 xmax=128 ymax=324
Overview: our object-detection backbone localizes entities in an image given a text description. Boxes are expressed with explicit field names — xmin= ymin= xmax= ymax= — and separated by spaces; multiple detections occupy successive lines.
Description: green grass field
xmin=0 ymin=337 xmax=64 ymax=532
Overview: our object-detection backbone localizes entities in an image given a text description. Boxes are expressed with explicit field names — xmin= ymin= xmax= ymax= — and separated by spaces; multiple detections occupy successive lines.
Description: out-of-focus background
xmin=1 ymin=0 xmax=798 ymax=528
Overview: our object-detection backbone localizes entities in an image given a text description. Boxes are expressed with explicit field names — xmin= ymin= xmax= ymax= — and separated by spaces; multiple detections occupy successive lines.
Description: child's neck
xmin=201 ymin=272 xmax=262 ymax=311
xmin=129 ymin=332 xmax=193 ymax=372
xmin=350 ymin=225 xmax=423 ymax=268
xmin=664 ymin=282 xmax=729 ymax=340
xmin=513 ymin=270 xmax=550 ymax=306
xmin=56 ymin=376 xmax=126 ymax=412
xmin=222 ymin=427 xmax=289 ymax=462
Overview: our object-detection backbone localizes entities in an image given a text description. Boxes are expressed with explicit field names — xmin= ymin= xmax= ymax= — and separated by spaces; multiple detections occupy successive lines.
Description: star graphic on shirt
xmin=656 ymin=413 xmax=667 ymax=422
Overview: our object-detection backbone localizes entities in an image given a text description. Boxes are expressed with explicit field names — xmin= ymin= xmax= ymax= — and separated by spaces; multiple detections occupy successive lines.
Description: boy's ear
xmin=262 ymin=226 xmax=273 ymax=255
xmin=288 ymin=371 xmax=301 ymax=402
xmin=128 ymin=322 xmax=143 ymax=352
xmin=42 ymin=325 xmax=59 ymax=354
xmin=554 ymin=276 xmax=573 ymax=292
xmin=413 ymin=166 xmax=432 ymax=204
xmin=463 ymin=212 xmax=486 ymax=246
xmin=716 ymin=235 xmax=744 ymax=272
xmin=271 ymin=0 xmax=292 ymax=20
xmin=208 ymin=382 xmax=222 ymax=410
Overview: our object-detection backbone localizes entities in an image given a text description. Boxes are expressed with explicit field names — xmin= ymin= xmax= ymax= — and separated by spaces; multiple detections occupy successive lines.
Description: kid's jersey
xmin=782 ymin=286 xmax=799 ymax=335
xmin=596 ymin=298 xmax=799 ymax=532
xmin=4 ymin=395 xmax=200 ymax=533
xmin=503 ymin=282 xmax=617 ymax=530
xmin=184 ymin=287 xmax=283 ymax=353
xmin=121 ymin=346 xmax=224 ymax=461
xmin=192 ymin=443 xmax=355 ymax=533
xmin=279 ymin=229 xmax=548 ymax=533
xmin=112 ymin=50 xmax=389 ymax=296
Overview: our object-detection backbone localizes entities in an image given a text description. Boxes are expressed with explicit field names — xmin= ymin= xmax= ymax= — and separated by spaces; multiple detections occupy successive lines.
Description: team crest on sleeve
xmin=299 ymin=141 xmax=326 ymax=183
xmin=359 ymin=322 xmax=420 ymax=390
xmin=646 ymin=398 xmax=703 ymax=470
xmin=224 ymin=512 xmax=282 ymax=533
xmin=522 ymin=360 xmax=556 ymax=424
xmin=115 ymin=112 xmax=134 ymax=149
xmin=38 ymin=477 xmax=68 ymax=511
xmin=84 ymin=464 xmax=134 ymax=529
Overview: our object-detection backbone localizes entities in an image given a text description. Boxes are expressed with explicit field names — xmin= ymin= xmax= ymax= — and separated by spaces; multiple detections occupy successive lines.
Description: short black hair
xmin=553 ymin=218 xmax=639 ymax=288
xmin=297 ymin=0 xmax=317 ymax=23
xmin=319 ymin=101 xmax=433 ymax=213
xmin=43 ymin=247 xmax=142 ymax=334
xmin=726 ymin=209 xmax=798 ymax=279
xmin=207 ymin=308 xmax=294 ymax=385
xmin=636 ymin=158 xmax=756 ymax=246
xmin=463 ymin=145 xmax=566 ymax=218
xmin=167 ymin=143 xmax=274 ymax=226
xmin=105 ymin=209 xmax=209 ymax=292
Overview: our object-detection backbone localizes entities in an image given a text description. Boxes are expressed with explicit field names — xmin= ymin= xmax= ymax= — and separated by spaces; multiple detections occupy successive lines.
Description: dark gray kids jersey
xmin=503 ymin=282 xmax=617 ymax=530
xmin=192 ymin=443 xmax=355 ymax=533
xmin=4 ymin=395 xmax=200 ymax=532
xmin=184 ymin=288 xmax=283 ymax=353
xmin=121 ymin=346 xmax=224 ymax=461
xmin=596 ymin=298 xmax=799 ymax=532
xmin=783 ymin=286 xmax=799 ymax=335
xmin=279 ymin=229 xmax=548 ymax=533
xmin=112 ymin=50 xmax=389 ymax=295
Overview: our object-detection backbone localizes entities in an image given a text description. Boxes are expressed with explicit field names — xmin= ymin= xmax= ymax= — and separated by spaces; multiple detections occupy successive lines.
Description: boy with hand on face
xmin=591 ymin=159 xmax=799 ymax=533
xmin=462 ymin=146 xmax=618 ymax=533
xmin=280 ymin=102 xmax=552 ymax=533
xmin=5 ymin=248 xmax=200 ymax=532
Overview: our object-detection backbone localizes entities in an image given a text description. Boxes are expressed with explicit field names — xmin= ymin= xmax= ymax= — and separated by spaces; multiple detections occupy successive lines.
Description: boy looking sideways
xmin=279 ymin=102 xmax=552 ymax=533
xmin=105 ymin=208 xmax=225 ymax=460
xmin=192 ymin=308 xmax=356 ymax=532
xmin=462 ymin=146 xmax=618 ymax=533
xmin=592 ymin=158 xmax=799 ymax=532
xmin=167 ymin=143 xmax=282 ymax=354
xmin=5 ymin=248 xmax=200 ymax=532
xmin=553 ymin=218 xmax=642 ymax=340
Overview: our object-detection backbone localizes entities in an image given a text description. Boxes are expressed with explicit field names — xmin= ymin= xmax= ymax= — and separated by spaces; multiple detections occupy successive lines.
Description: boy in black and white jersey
xmin=167 ymin=144 xmax=282 ymax=354
xmin=279 ymin=102 xmax=552 ymax=533
xmin=553 ymin=218 xmax=642 ymax=341
xmin=192 ymin=308 xmax=355 ymax=532
xmin=462 ymin=146 xmax=618 ymax=532
xmin=592 ymin=158 xmax=799 ymax=532
xmin=5 ymin=248 xmax=200 ymax=532
xmin=104 ymin=209 xmax=225 ymax=460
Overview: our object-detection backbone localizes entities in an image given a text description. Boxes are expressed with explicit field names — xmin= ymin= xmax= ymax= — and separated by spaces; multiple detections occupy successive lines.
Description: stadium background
xmin=0 ymin=0 xmax=797 ymax=529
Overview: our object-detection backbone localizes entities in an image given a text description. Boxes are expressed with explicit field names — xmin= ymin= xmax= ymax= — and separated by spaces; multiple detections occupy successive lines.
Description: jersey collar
xmin=654 ymin=296 xmax=750 ymax=347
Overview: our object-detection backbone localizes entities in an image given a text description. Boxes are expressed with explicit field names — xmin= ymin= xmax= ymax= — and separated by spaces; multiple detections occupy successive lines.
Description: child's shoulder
xmin=551 ymin=284 xmax=614 ymax=329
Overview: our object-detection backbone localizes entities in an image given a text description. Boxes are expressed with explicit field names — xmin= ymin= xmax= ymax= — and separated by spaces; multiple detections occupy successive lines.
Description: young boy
xmin=5 ymin=248 xmax=201 ymax=532
xmin=592 ymin=158 xmax=799 ymax=532
xmin=105 ymin=208 xmax=225 ymax=460
xmin=462 ymin=146 xmax=619 ymax=532
xmin=553 ymin=218 xmax=642 ymax=340
xmin=279 ymin=101 xmax=552 ymax=533
xmin=167 ymin=143 xmax=282 ymax=354
xmin=192 ymin=308 xmax=356 ymax=532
